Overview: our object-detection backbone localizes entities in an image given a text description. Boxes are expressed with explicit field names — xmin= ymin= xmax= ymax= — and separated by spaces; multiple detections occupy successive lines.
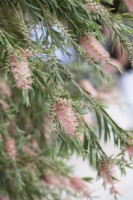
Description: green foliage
xmin=0 ymin=0 xmax=133 ymax=199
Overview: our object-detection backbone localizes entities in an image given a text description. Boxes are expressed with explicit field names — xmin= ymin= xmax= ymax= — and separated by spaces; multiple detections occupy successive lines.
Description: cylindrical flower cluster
xmin=55 ymin=98 xmax=78 ymax=135
xmin=22 ymin=145 xmax=37 ymax=158
xmin=0 ymin=99 xmax=9 ymax=110
xmin=80 ymin=79 xmax=98 ymax=98
xmin=8 ymin=49 xmax=32 ymax=90
xmin=99 ymin=160 xmax=116 ymax=184
xmin=70 ymin=176 xmax=91 ymax=197
xmin=125 ymin=137 xmax=133 ymax=157
xmin=43 ymin=116 xmax=51 ymax=140
xmin=0 ymin=77 xmax=11 ymax=99
xmin=124 ymin=0 xmax=133 ymax=12
xmin=0 ymin=77 xmax=11 ymax=111
xmin=80 ymin=35 xmax=110 ymax=63
xmin=110 ymin=185 xmax=120 ymax=196
xmin=5 ymin=137 xmax=16 ymax=161
xmin=102 ymin=58 xmax=123 ymax=74
xmin=86 ymin=0 xmax=109 ymax=17
xmin=0 ymin=197 xmax=10 ymax=200
xmin=43 ymin=170 xmax=69 ymax=188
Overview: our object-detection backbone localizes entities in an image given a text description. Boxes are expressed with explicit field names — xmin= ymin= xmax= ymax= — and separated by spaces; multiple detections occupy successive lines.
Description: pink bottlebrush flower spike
xmin=80 ymin=34 xmax=110 ymax=63
xmin=70 ymin=176 xmax=91 ymax=197
xmin=124 ymin=0 xmax=133 ymax=12
xmin=102 ymin=58 xmax=123 ymax=74
xmin=99 ymin=160 xmax=116 ymax=184
xmin=43 ymin=116 xmax=51 ymax=140
xmin=125 ymin=137 xmax=133 ymax=157
xmin=32 ymin=139 xmax=39 ymax=150
xmin=5 ymin=137 xmax=16 ymax=161
xmin=22 ymin=145 xmax=37 ymax=157
xmin=110 ymin=185 xmax=121 ymax=196
xmin=44 ymin=170 xmax=69 ymax=188
xmin=80 ymin=79 xmax=98 ymax=98
xmin=0 ymin=77 xmax=11 ymax=99
xmin=8 ymin=50 xmax=32 ymax=90
xmin=55 ymin=98 xmax=78 ymax=136
xmin=0 ymin=99 xmax=9 ymax=110
xmin=1 ymin=197 xmax=10 ymax=200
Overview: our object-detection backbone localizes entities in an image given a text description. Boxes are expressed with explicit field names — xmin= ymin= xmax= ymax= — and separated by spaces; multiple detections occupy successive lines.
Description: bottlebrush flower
xmin=43 ymin=170 xmax=69 ymax=188
xmin=80 ymin=35 xmax=110 ymax=63
xmin=70 ymin=176 xmax=91 ymax=197
xmin=5 ymin=137 xmax=16 ymax=161
xmin=22 ymin=145 xmax=38 ymax=158
xmin=32 ymin=139 xmax=39 ymax=150
xmin=125 ymin=137 xmax=133 ymax=157
xmin=1 ymin=197 xmax=10 ymax=200
xmin=43 ymin=116 xmax=51 ymax=140
xmin=55 ymin=98 xmax=78 ymax=135
xmin=8 ymin=52 xmax=32 ymax=90
xmin=124 ymin=0 xmax=133 ymax=12
xmin=80 ymin=79 xmax=98 ymax=98
xmin=0 ymin=77 xmax=11 ymax=99
xmin=86 ymin=1 xmax=108 ymax=17
xmin=102 ymin=59 xmax=123 ymax=74
xmin=7 ymin=122 xmax=17 ymax=136
xmin=110 ymin=185 xmax=121 ymax=196
xmin=0 ymin=99 xmax=9 ymax=110
xmin=99 ymin=160 xmax=116 ymax=184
